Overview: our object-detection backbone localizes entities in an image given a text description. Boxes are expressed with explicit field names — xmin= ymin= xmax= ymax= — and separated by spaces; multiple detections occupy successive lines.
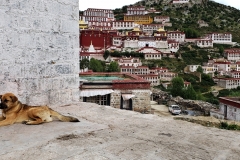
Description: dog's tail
xmin=49 ymin=108 xmax=80 ymax=122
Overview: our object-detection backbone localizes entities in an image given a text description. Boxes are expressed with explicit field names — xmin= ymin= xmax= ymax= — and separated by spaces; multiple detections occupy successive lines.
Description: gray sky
xmin=79 ymin=0 xmax=240 ymax=11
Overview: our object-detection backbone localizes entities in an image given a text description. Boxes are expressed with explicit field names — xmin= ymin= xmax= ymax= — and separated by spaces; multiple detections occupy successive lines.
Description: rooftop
xmin=1 ymin=102 xmax=240 ymax=159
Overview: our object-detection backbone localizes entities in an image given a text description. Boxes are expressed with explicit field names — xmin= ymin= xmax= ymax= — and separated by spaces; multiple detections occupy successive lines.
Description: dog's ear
xmin=0 ymin=95 xmax=2 ymax=99
xmin=10 ymin=96 xmax=18 ymax=103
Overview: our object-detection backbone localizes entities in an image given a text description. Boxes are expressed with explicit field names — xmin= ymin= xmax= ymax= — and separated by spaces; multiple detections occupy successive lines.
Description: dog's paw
xmin=22 ymin=120 xmax=29 ymax=124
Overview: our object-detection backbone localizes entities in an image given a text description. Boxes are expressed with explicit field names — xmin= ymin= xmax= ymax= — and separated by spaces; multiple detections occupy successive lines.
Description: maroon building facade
xmin=80 ymin=30 xmax=118 ymax=50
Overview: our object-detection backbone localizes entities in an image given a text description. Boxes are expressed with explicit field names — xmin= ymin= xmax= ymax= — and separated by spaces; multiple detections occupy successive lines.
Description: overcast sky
xmin=79 ymin=0 xmax=240 ymax=11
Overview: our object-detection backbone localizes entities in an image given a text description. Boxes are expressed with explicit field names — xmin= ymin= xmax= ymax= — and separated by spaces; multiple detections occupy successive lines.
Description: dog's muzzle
xmin=0 ymin=103 xmax=8 ymax=109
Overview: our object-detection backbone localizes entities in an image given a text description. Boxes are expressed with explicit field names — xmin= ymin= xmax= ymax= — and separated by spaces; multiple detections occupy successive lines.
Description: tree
xmin=170 ymin=77 xmax=184 ymax=97
xmin=214 ymin=70 xmax=219 ymax=76
xmin=196 ymin=66 xmax=203 ymax=73
xmin=122 ymin=5 xmax=128 ymax=13
xmin=183 ymin=85 xmax=197 ymax=100
xmin=183 ymin=28 xmax=200 ymax=38
xmin=201 ymin=73 xmax=215 ymax=86
xmin=175 ymin=52 xmax=180 ymax=59
xmin=219 ymin=46 xmax=224 ymax=55
xmin=107 ymin=61 xmax=120 ymax=72
xmin=80 ymin=58 xmax=89 ymax=69
xmin=89 ymin=58 xmax=104 ymax=72
xmin=103 ymin=50 xmax=110 ymax=60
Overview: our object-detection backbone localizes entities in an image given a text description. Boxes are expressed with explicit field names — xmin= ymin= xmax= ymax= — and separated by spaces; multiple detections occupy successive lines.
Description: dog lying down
xmin=0 ymin=93 xmax=80 ymax=126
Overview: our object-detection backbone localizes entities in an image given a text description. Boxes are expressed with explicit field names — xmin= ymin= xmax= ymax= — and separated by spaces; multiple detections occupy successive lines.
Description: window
xmin=84 ymin=94 xmax=110 ymax=105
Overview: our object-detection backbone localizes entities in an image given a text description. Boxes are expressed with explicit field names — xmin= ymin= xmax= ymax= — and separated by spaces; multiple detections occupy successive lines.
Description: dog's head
xmin=0 ymin=93 xmax=18 ymax=110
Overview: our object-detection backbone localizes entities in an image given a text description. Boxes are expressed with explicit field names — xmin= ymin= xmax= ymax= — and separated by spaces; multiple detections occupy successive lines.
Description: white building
xmin=123 ymin=36 xmax=139 ymax=48
xmin=215 ymin=61 xmax=232 ymax=72
xmin=172 ymin=0 xmax=189 ymax=4
xmin=112 ymin=36 xmax=123 ymax=48
xmin=120 ymin=66 xmax=149 ymax=75
xmin=137 ymin=47 xmax=162 ymax=60
xmin=109 ymin=56 xmax=142 ymax=67
xmin=206 ymin=33 xmax=233 ymax=44
xmin=112 ymin=21 xmax=136 ymax=30
xmin=188 ymin=65 xmax=201 ymax=72
xmin=138 ymin=36 xmax=156 ymax=48
xmin=168 ymin=40 xmax=179 ymax=53
xmin=150 ymin=67 xmax=169 ymax=75
xmin=139 ymin=74 xmax=160 ymax=86
xmin=154 ymin=16 xmax=170 ymax=23
xmin=141 ymin=24 xmax=164 ymax=34
xmin=215 ymin=78 xmax=240 ymax=89
xmin=82 ymin=8 xmax=115 ymax=22
xmin=159 ymin=72 xmax=178 ymax=81
xmin=224 ymin=48 xmax=240 ymax=61
xmin=202 ymin=66 xmax=215 ymax=75
xmin=229 ymin=71 xmax=240 ymax=78
xmin=88 ymin=21 xmax=112 ymax=27
xmin=196 ymin=39 xmax=213 ymax=48
xmin=167 ymin=31 xmax=185 ymax=43
xmin=126 ymin=6 xmax=147 ymax=15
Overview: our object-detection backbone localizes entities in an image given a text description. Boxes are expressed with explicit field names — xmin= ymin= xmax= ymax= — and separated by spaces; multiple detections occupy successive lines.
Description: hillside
xmin=114 ymin=0 xmax=240 ymax=42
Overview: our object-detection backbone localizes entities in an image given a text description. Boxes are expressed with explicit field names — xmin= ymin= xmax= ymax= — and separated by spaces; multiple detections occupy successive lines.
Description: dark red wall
xmin=80 ymin=30 xmax=118 ymax=49
xmin=113 ymin=82 xmax=150 ymax=89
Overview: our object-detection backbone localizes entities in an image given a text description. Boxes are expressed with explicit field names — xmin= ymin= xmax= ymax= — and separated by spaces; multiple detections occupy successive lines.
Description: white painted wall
xmin=0 ymin=0 xmax=79 ymax=106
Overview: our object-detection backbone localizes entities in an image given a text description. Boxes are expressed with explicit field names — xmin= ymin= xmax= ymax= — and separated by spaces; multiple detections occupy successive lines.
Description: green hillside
xmin=114 ymin=0 xmax=240 ymax=42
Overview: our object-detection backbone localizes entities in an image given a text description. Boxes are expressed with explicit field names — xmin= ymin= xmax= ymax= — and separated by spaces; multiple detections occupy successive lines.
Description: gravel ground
xmin=0 ymin=102 xmax=240 ymax=160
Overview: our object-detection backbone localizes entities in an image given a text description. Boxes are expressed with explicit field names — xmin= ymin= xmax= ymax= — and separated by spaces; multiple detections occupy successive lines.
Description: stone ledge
xmin=174 ymin=116 xmax=240 ymax=128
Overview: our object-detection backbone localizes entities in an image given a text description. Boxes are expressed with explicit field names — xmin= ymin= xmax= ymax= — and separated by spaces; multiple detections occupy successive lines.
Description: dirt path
xmin=151 ymin=101 xmax=172 ymax=117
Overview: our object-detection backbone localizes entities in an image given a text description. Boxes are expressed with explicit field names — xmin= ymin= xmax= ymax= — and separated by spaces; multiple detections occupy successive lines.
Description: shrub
xmin=220 ymin=122 xmax=240 ymax=130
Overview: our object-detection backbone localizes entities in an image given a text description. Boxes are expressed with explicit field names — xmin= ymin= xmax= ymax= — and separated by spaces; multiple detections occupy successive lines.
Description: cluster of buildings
xmin=79 ymin=6 xmax=236 ymax=58
xmin=187 ymin=48 xmax=240 ymax=89
xmin=79 ymin=5 xmax=239 ymax=115
xmin=106 ymin=56 xmax=179 ymax=86
xmin=79 ymin=6 xmax=180 ymax=57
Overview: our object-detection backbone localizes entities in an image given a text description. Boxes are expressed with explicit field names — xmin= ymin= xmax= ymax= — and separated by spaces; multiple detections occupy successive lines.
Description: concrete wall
xmin=0 ymin=0 xmax=79 ymax=105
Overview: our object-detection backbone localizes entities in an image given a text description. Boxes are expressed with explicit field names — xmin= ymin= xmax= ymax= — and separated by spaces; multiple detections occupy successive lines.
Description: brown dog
xmin=0 ymin=93 xmax=79 ymax=126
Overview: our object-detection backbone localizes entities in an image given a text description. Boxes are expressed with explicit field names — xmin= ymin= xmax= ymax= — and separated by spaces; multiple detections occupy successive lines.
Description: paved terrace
xmin=0 ymin=102 xmax=240 ymax=160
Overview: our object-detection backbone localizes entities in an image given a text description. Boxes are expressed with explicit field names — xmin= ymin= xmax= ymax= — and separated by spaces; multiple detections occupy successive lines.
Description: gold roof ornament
xmin=79 ymin=20 xmax=86 ymax=25
xmin=79 ymin=20 xmax=88 ymax=29
xmin=132 ymin=27 xmax=141 ymax=32
xmin=157 ymin=27 xmax=165 ymax=32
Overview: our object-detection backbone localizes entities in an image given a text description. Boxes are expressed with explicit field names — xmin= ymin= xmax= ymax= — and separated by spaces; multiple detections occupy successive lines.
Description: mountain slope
xmin=115 ymin=0 xmax=240 ymax=42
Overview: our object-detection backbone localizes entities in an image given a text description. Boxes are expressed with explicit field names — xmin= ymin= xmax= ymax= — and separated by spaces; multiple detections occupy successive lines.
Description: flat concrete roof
xmin=1 ymin=102 xmax=240 ymax=159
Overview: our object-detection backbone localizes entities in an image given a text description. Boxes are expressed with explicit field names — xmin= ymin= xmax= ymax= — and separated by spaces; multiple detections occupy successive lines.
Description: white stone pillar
xmin=0 ymin=0 xmax=79 ymax=106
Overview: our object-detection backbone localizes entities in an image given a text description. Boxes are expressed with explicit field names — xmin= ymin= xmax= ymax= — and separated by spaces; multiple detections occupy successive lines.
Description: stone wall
xmin=132 ymin=90 xmax=151 ymax=113
xmin=0 ymin=0 xmax=79 ymax=105
xmin=111 ymin=89 xmax=151 ymax=113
